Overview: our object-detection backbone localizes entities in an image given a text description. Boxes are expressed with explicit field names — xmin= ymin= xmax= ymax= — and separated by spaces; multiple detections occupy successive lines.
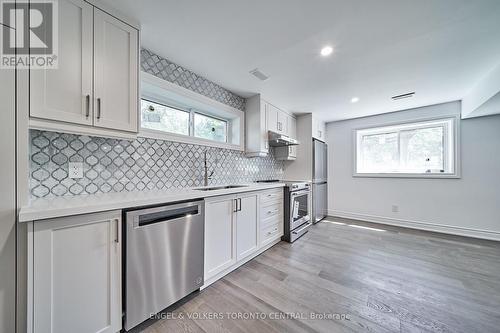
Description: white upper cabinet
xmin=245 ymin=95 xmax=269 ymax=157
xmin=246 ymin=94 xmax=295 ymax=157
xmin=277 ymin=109 xmax=289 ymax=135
xmin=288 ymin=114 xmax=297 ymax=139
xmin=94 ymin=8 xmax=138 ymax=132
xmin=265 ymin=102 xmax=288 ymax=135
xmin=312 ymin=116 xmax=326 ymax=141
xmin=29 ymin=0 xmax=139 ymax=138
xmin=30 ymin=0 xmax=93 ymax=125
xmin=265 ymin=102 xmax=278 ymax=133
xmin=275 ymin=113 xmax=297 ymax=160
xmin=288 ymin=115 xmax=297 ymax=158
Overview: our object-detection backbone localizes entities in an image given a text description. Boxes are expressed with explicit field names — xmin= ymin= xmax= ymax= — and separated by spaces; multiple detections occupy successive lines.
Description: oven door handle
xmin=291 ymin=190 xmax=309 ymax=197
xmin=292 ymin=223 xmax=311 ymax=235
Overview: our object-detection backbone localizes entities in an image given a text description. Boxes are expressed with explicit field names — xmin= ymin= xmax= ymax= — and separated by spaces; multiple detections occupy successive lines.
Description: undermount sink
xmin=195 ymin=185 xmax=249 ymax=191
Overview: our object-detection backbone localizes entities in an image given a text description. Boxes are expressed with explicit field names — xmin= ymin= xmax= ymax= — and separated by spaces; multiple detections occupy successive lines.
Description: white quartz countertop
xmin=19 ymin=183 xmax=285 ymax=222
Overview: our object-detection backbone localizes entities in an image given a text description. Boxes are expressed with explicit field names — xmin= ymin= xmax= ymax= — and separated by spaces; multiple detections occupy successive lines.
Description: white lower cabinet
xmin=204 ymin=189 xmax=283 ymax=284
xmin=236 ymin=193 xmax=259 ymax=260
xmin=204 ymin=195 xmax=237 ymax=279
xmin=31 ymin=211 xmax=122 ymax=333
xmin=204 ymin=192 xmax=259 ymax=280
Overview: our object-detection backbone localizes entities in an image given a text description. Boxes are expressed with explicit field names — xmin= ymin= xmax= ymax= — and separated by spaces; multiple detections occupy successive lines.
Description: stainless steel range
xmin=256 ymin=180 xmax=311 ymax=242
xmin=282 ymin=182 xmax=311 ymax=242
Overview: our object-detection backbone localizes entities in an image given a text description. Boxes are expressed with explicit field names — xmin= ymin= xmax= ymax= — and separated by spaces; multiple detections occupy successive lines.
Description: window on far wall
xmin=355 ymin=117 xmax=457 ymax=177
xmin=140 ymin=99 xmax=228 ymax=143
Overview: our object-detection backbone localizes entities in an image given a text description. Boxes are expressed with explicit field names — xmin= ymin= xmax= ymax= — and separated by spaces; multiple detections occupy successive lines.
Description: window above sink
xmin=140 ymin=72 xmax=244 ymax=151
xmin=141 ymin=99 xmax=229 ymax=143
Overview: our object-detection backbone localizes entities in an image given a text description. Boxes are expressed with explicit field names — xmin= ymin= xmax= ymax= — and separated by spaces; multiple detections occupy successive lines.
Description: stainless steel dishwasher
xmin=124 ymin=200 xmax=204 ymax=331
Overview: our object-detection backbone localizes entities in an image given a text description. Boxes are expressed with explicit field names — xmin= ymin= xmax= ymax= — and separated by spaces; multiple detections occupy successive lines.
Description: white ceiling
xmin=102 ymin=0 xmax=500 ymax=122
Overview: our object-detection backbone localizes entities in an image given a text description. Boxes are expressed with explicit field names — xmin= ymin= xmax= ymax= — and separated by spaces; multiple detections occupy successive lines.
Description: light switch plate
xmin=68 ymin=162 xmax=83 ymax=179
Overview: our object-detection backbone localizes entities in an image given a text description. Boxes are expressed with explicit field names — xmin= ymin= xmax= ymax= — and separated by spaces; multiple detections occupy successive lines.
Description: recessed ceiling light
xmin=351 ymin=97 xmax=360 ymax=103
xmin=320 ymin=46 xmax=333 ymax=56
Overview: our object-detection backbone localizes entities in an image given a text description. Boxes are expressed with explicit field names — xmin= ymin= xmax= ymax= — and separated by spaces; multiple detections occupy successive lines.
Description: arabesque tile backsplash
xmin=29 ymin=132 xmax=283 ymax=198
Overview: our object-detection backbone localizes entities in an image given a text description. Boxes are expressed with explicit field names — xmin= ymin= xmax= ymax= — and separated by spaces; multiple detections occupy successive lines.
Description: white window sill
xmin=353 ymin=172 xmax=461 ymax=179
xmin=139 ymin=128 xmax=243 ymax=151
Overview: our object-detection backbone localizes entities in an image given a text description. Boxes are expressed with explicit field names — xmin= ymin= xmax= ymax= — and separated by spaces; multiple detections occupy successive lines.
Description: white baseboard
xmin=328 ymin=210 xmax=500 ymax=242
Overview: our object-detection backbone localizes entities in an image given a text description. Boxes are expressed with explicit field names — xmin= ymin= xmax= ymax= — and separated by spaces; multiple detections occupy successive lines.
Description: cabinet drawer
xmin=260 ymin=203 xmax=282 ymax=219
xmin=260 ymin=190 xmax=283 ymax=204
xmin=260 ymin=214 xmax=282 ymax=230
xmin=261 ymin=223 xmax=282 ymax=244
xmin=261 ymin=197 xmax=283 ymax=208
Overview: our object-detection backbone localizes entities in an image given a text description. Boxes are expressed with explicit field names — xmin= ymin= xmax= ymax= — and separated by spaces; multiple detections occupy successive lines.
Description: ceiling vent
xmin=392 ymin=92 xmax=415 ymax=100
xmin=249 ymin=68 xmax=269 ymax=81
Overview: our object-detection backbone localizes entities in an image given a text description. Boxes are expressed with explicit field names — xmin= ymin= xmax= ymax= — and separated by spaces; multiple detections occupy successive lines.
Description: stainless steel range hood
xmin=268 ymin=131 xmax=299 ymax=146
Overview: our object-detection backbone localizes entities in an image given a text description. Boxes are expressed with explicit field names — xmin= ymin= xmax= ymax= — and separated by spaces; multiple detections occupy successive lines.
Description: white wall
xmin=327 ymin=101 xmax=500 ymax=240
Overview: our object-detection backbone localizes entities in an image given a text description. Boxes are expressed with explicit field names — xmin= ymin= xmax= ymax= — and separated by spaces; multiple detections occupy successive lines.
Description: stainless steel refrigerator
xmin=312 ymin=139 xmax=328 ymax=223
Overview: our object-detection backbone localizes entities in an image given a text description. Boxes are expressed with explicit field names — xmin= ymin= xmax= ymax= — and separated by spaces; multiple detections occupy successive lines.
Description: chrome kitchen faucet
xmin=204 ymin=150 xmax=214 ymax=186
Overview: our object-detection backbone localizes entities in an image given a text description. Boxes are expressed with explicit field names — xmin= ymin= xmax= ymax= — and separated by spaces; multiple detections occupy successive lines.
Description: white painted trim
xmin=27 ymin=221 xmax=33 ymax=333
xmin=84 ymin=0 xmax=141 ymax=29
xmin=17 ymin=68 xmax=30 ymax=207
xmin=29 ymin=118 xmax=138 ymax=140
xmin=139 ymin=128 xmax=243 ymax=151
xmin=329 ymin=210 xmax=500 ymax=241
xmin=352 ymin=115 xmax=461 ymax=179
xmin=201 ymin=237 xmax=281 ymax=289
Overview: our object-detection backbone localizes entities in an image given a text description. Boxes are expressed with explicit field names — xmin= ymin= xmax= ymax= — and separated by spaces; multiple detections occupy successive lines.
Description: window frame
xmin=352 ymin=116 xmax=460 ymax=178
xmin=139 ymin=98 xmax=233 ymax=148
xmin=192 ymin=110 xmax=229 ymax=143
xmin=140 ymin=98 xmax=191 ymax=136
xmin=139 ymin=72 xmax=244 ymax=151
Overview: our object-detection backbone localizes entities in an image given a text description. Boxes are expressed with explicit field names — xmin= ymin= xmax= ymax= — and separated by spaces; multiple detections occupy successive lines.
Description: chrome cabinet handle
xmin=233 ymin=199 xmax=238 ymax=213
xmin=85 ymin=94 xmax=90 ymax=118
xmin=238 ymin=198 xmax=242 ymax=212
xmin=267 ymin=227 xmax=278 ymax=235
xmin=97 ymin=98 xmax=102 ymax=119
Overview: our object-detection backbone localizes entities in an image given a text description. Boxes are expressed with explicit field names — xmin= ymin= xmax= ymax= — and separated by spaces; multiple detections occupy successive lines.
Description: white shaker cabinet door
xmin=33 ymin=211 xmax=122 ymax=333
xmin=204 ymin=195 xmax=237 ymax=280
xmin=265 ymin=102 xmax=278 ymax=132
xmin=236 ymin=193 xmax=258 ymax=260
xmin=93 ymin=8 xmax=138 ymax=133
xmin=277 ymin=110 xmax=288 ymax=135
xmin=30 ymin=0 xmax=93 ymax=125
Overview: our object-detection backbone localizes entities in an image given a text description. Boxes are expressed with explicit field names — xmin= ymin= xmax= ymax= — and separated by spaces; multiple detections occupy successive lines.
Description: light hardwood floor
xmin=136 ymin=217 xmax=500 ymax=333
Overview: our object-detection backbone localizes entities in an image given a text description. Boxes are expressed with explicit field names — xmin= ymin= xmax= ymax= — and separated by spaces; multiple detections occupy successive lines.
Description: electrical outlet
xmin=392 ymin=205 xmax=399 ymax=213
xmin=68 ymin=162 xmax=83 ymax=179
